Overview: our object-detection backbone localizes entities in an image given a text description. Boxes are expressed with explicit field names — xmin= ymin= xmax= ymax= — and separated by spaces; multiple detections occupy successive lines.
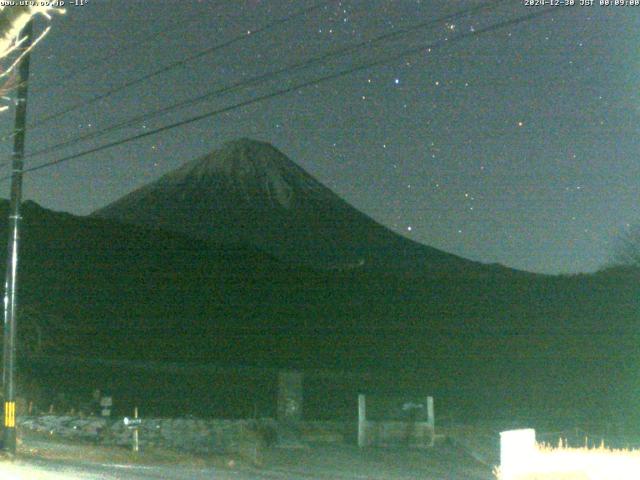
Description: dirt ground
xmin=16 ymin=430 xmax=494 ymax=480
xmin=259 ymin=442 xmax=494 ymax=479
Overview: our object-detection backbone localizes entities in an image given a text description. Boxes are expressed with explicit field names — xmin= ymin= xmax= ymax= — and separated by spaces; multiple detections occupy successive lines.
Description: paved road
xmin=8 ymin=436 xmax=493 ymax=479
xmin=1 ymin=457 xmax=321 ymax=480
xmin=3 ymin=454 xmax=494 ymax=480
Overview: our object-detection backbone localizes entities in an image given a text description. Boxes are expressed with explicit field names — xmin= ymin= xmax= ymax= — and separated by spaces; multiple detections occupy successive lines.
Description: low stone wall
xmin=361 ymin=421 xmax=434 ymax=448
xmin=18 ymin=415 xmax=276 ymax=457
xmin=17 ymin=415 xmax=349 ymax=458
xmin=299 ymin=420 xmax=353 ymax=443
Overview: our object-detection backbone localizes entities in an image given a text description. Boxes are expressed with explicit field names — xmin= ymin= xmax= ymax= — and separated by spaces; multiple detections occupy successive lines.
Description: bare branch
xmin=0 ymin=6 xmax=64 ymax=110
xmin=610 ymin=225 xmax=640 ymax=268
xmin=0 ymin=6 xmax=64 ymax=60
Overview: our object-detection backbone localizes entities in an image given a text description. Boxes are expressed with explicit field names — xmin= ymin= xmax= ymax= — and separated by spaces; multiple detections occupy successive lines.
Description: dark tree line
xmin=610 ymin=225 xmax=640 ymax=268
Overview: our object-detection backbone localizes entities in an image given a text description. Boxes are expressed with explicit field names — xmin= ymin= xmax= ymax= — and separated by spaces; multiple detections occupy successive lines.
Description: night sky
xmin=1 ymin=0 xmax=637 ymax=274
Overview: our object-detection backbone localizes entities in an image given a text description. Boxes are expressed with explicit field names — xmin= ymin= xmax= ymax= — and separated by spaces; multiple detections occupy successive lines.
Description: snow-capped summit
xmin=163 ymin=138 xmax=328 ymax=210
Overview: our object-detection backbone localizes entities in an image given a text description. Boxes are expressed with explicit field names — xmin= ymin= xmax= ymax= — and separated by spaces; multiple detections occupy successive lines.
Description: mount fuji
xmin=94 ymin=138 xmax=488 ymax=273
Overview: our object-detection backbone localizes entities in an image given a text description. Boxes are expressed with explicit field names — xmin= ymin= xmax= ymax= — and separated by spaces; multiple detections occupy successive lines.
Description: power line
xmin=3 ymin=7 xmax=558 ymax=182
xmin=38 ymin=323 xmax=640 ymax=336
xmin=33 ymin=5 xmax=217 ymax=93
xmin=15 ymin=7 xmax=556 ymax=178
xmin=23 ymin=0 xmax=334 ymax=132
xmin=25 ymin=0 xmax=505 ymax=160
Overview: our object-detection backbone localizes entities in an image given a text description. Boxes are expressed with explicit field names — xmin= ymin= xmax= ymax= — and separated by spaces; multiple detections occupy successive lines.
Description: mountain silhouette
xmin=10 ymin=140 xmax=635 ymax=423
xmin=0 ymin=200 xmax=636 ymax=422
xmin=94 ymin=138 xmax=487 ymax=273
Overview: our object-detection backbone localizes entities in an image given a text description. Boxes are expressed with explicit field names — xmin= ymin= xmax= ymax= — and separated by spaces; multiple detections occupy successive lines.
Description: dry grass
xmin=16 ymin=431 xmax=237 ymax=469
xmin=495 ymin=441 xmax=640 ymax=480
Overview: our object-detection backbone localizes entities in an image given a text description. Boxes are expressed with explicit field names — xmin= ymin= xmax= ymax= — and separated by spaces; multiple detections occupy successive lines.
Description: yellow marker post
xmin=4 ymin=401 xmax=15 ymax=428
xmin=133 ymin=407 xmax=139 ymax=453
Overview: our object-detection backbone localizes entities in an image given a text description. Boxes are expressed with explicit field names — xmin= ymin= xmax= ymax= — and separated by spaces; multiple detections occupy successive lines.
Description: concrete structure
xmin=277 ymin=371 xmax=303 ymax=423
xmin=499 ymin=429 xmax=537 ymax=479
xmin=357 ymin=394 xmax=435 ymax=448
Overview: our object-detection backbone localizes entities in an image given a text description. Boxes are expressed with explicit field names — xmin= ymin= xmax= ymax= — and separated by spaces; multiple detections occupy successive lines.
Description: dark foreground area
xmin=3 ymin=431 xmax=492 ymax=480
xmin=6 ymin=201 xmax=640 ymax=428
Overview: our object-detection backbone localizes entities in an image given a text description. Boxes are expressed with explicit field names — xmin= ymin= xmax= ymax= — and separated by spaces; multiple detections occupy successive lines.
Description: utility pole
xmin=2 ymin=20 xmax=33 ymax=455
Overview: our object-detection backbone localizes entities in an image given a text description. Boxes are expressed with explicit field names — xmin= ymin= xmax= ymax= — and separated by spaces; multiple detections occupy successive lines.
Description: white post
xmin=500 ymin=429 xmax=536 ymax=479
xmin=358 ymin=394 xmax=367 ymax=448
xmin=426 ymin=396 xmax=434 ymax=447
